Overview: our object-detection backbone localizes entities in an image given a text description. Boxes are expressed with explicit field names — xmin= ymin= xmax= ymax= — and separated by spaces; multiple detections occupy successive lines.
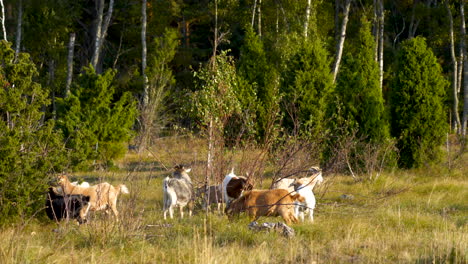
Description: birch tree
xmin=445 ymin=1 xmax=461 ymax=133
xmin=462 ymin=2 xmax=468 ymax=136
xmin=65 ymin=33 xmax=75 ymax=97
xmin=377 ymin=0 xmax=384 ymax=91
xmin=304 ymin=0 xmax=311 ymax=38
xmin=14 ymin=0 xmax=22 ymax=60
xmin=332 ymin=0 xmax=351 ymax=83
xmin=141 ymin=0 xmax=148 ymax=107
xmin=0 ymin=0 xmax=6 ymax=41
xmin=90 ymin=0 xmax=114 ymax=72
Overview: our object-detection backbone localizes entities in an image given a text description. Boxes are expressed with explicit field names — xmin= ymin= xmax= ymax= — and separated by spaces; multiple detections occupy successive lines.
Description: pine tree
xmin=390 ymin=37 xmax=448 ymax=168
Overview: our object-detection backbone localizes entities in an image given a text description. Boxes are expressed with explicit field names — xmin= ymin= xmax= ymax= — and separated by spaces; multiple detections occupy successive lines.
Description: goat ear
xmin=185 ymin=168 xmax=192 ymax=173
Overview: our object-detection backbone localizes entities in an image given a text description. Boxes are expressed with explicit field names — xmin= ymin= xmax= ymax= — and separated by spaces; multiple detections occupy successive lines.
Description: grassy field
xmin=0 ymin=136 xmax=467 ymax=263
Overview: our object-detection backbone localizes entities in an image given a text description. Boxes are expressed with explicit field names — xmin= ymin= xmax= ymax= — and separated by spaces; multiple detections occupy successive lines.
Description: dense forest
xmin=0 ymin=0 xmax=466 ymax=223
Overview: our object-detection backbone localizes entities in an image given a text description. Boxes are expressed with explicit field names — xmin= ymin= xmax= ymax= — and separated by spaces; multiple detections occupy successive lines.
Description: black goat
xmin=45 ymin=187 xmax=90 ymax=223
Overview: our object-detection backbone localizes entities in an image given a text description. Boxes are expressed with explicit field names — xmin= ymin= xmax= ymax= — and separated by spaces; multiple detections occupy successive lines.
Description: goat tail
xmin=291 ymin=193 xmax=305 ymax=203
xmin=118 ymin=184 xmax=130 ymax=195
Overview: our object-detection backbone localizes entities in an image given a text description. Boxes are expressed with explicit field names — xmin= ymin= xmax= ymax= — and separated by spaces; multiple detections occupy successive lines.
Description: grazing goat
xmin=222 ymin=169 xmax=253 ymax=206
xmin=163 ymin=165 xmax=194 ymax=219
xmin=195 ymin=185 xmax=224 ymax=212
xmin=226 ymin=189 xmax=305 ymax=225
xmin=45 ymin=187 xmax=90 ymax=223
xmin=57 ymin=174 xmax=129 ymax=222
xmin=271 ymin=167 xmax=323 ymax=222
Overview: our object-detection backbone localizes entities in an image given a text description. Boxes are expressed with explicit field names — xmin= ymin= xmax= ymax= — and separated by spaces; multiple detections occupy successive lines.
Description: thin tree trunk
xmin=378 ymin=0 xmax=384 ymax=91
xmin=446 ymin=2 xmax=461 ymax=133
xmin=0 ymin=0 xmax=6 ymax=41
xmin=373 ymin=0 xmax=378 ymax=61
xmin=462 ymin=2 xmax=468 ymax=136
xmin=251 ymin=0 xmax=257 ymax=28
xmin=65 ymin=33 xmax=75 ymax=97
xmin=141 ymin=0 xmax=148 ymax=107
xmin=91 ymin=0 xmax=114 ymax=72
xmin=91 ymin=0 xmax=104 ymax=69
xmin=459 ymin=3 xmax=466 ymax=95
xmin=304 ymin=0 xmax=311 ymax=38
xmin=332 ymin=0 xmax=351 ymax=83
xmin=276 ymin=5 xmax=279 ymax=35
xmin=257 ymin=0 xmax=262 ymax=37
xmin=335 ymin=0 xmax=340 ymax=42
xmin=14 ymin=0 xmax=22 ymax=60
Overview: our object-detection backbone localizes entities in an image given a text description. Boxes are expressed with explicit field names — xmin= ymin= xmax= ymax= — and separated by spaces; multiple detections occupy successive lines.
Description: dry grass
xmin=0 ymin=136 xmax=466 ymax=263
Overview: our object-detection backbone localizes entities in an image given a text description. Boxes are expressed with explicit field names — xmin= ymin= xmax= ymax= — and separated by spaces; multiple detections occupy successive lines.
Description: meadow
xmin=0 ymin=136 xmax=467 ymax=264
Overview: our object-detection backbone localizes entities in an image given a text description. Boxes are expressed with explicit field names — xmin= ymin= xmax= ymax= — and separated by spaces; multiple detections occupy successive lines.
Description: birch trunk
xmin=373 ymin=0 xmax=378 ymax=61
xmin=459 ymin=3 xmax=466 ymax=95
xmin=332 ymin=0 xmax=351 ymax=83
xmin=141 ymin=0 xmax=148 ymax=107
xmin=462 ymin=2 xmax=468 ymax=136
xmin=378 ymin=0 xmax=384 ymax=91
xmin=257 ymin=0 xmax=262 ymax=37
xmin=304 ymin=0 xmax=311 ymax=38
xmin=91 ymin=0 xmax=114 ymax=72
xmin=91 ymin=0 xmax=104 ymax=69
xmin=251 ymin=0 xmax=257 ymax=28
xmin=0 ymin=0 xmax=6 ymax=41
xmin=446 ymin=2 xmax=461 ymax=133
xmin=65 ymin=33 xmax=75 ymax=97
xmin=14 ymin=0 xmax=22 ymax=60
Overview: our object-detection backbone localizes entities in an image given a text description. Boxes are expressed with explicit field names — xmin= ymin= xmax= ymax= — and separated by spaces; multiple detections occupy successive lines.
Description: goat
xmin=45 ymin=187 xmax=90 ymax=223
xmin=222 ymin=169 xmax=253 ymax=206
xmin=195 ymin=184 xmax=224 ymax=212
xmin=225 ymin=189 xmax=305 ymax=225
xmin=57 ymin=174 xmax=129 ymax=222
xmin=163 ymin=165 xmax=194 ymax=219
xmin=271 ymin=167 xmax=323 ymax=222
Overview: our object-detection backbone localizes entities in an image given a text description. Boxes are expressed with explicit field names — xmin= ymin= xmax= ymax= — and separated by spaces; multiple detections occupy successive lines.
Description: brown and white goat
xmin=222 ymin=169 xmax=253 ymax=206
xmin=225 ymin=189 xmax=305 ymax=225
xmin=57 ymin=174 xmax=129 ymax=222
xmin=163 ymin=165 xmax=194 ymax=219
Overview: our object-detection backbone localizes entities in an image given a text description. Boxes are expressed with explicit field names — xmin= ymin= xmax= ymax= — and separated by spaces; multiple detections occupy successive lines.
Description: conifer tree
xmin=238 ymin=27 xmax=280 ymax=142
xmin=334 ymin=18 xmax=389 ymax=142
xmin=0 ymin=41 xmax=66 ymax=224
xmin=56 ymin=66 xmax=137 ymax=168
xmin=280 ymin=36 xmax=334 ymax=136
xmin=323 ymin=18 xmax=390 ymax=173
xmin=390 ymin=37 xmax=448 ymax=168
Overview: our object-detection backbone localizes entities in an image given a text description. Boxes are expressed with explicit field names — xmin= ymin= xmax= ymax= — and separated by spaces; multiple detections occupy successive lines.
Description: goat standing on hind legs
xmin=57 ymin=174 xmax=130 ymax=223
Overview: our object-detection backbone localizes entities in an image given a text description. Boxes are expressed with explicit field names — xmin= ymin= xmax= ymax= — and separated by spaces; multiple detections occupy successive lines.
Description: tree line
xmin=0 ymin=0 xmax=466 ymax=223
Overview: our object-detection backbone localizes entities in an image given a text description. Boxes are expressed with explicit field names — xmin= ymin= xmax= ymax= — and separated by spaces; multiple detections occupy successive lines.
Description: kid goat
xmin=163 ymin=165 xmax=194 ymax=219
xmin=57 ymin=174 xmax=129 ymax=223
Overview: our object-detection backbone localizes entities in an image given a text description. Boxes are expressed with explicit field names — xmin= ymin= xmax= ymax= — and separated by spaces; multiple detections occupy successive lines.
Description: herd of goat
xmin=46 ymin=165 xmax=323 ymax=225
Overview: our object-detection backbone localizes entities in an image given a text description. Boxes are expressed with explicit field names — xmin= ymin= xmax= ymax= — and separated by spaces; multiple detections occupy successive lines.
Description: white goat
xmin=163 ymin=165 xmax=194 ymax=219
xmin=291 ymin=169 xmax=323 ymax=222
xmin=271 ymin=167 xmax=323 ymax=222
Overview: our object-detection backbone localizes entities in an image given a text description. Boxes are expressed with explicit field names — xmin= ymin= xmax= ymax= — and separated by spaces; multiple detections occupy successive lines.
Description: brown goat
xmin=225 ymin=189 xmax=305 ymax=225
xmin=57 ymin=174 xmax=129 ymax=222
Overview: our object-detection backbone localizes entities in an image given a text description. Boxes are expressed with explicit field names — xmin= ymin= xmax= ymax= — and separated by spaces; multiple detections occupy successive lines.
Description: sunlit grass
xmin=0 ymin=137 xmax=466 ymax=263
